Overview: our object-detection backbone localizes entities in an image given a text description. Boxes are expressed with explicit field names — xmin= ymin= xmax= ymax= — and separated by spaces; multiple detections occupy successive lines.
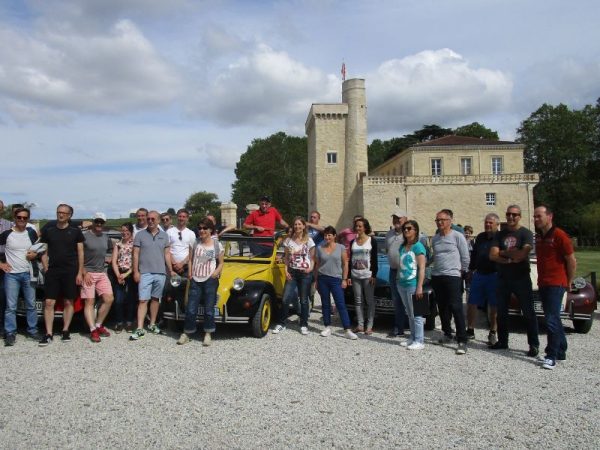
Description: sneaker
xmin=466 ymin=328 xmax=475 ymax=340
xmin=407 ymin=342 xmax=425 ymax=350
xmin=489 ymin=342 xmax=508 ymax=350
xmin=487 ymin=331 xmax=498 ymax=346
xmin=27 ymin=333 xmax=41 ymax=341
xmin=96 ymin=325 xmax=110 ymax=337
xmin=344 ymin=329 xmax=358 ymax=340
xmin=90 ymin=329 xmax=101 ymax=343
xmin=300 ymin=326 xmax=309 ymax=335
xmin=129 ymin=328 xmax=146 ymax=341
xmin=400 ymin=339 xmax=413 ymax=347
xmin=542 ymin=358 xmax=556 ymax=370
xmin=39 ymin=334 xmax=53 ymax=347
xmin=527 ymin=346 xmax=539 ymax=358
xmin=147 ymin=323 xmax=161 ymax=335
xmin=125 ymin=322 xmax=135 ymax=333
xmin=387 ymin=330 xmax=403 ymax=338
xmin=61 ymin=331 xmax=71 ymax=342
xmin=114 ymin=323 xmax=124 ymax=334
xmin=456 ymin=342 xmax=468 ymax=355
xmin=435 ymin=334 xmax=453 ymax=345
xmin=320 ymin=327 xmax=332 ymax=337
xmin=272 ymin=324 xmax=285 ymax=334
xmin=177 ymin=333 xmax=190 ymax=345
xmin=202 ymin=333 xmax=212 ymax=346
xmin=4 ymin=334 xmax=16 ymax=347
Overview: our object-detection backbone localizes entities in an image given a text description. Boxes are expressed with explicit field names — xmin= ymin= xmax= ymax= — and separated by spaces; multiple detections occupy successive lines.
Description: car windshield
xmin=221 ymin=234 xmax=276 ymax=259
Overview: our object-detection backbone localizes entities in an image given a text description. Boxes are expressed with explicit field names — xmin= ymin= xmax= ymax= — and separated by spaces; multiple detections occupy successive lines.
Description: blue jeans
xmin=278 ymin=269 xmax=311 ymax=327
xmin=113 ymin=276 xmax=137 ymax=324
xmin=317 ymin=275 xmax=351 ymax=329
xmin=398 ymin=283 xmax=424 ymax=344
xmin=389 ymin=268 xmax=407 ymax=334
xmin=496 ymin=275 xmax=539 ymax=347
xmin=0 ymin=273 xmax=5 ymax=334
xmin=4 ymin=272 xmax=38 ymax=336
xmin=184 ymin=277 xmax=219 ymax=333
xmin=539 ymin=286 xmax=567 ymax=361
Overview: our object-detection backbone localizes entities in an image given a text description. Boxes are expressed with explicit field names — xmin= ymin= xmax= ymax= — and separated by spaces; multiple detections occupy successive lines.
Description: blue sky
xmin=1 ymin=0 xmax=599 ymax=219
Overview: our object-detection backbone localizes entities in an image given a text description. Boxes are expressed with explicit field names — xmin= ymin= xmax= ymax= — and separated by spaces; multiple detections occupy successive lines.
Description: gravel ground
xmin=1 ymin=296 xmax=599 ymax=450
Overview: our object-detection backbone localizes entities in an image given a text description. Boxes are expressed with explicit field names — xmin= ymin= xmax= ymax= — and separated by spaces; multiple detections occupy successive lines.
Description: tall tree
xmin=453 ymin=122 xmax=499 ymax=140
xmin=517 ymin=102 xmax=600 ymax=233
xmin=184 ymin=191 xmax=221 ymax=216
xmin=232 ymin=132 xmax=307 ymax=221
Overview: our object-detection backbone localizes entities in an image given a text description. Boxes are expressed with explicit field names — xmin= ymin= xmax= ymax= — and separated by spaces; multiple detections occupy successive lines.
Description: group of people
xmin=0 ymin=197 xmax=577 ymax=369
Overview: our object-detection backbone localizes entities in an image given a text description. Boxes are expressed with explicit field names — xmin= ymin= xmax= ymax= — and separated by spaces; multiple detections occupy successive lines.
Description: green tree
xmin=184 ymin=191 xmax=221 ymax=226
xmin=517 ymin=101 xmax=600 ymax=233
xmin=453 ymin=122 xmax=499 ymax=140
xmin=232 ymin=132 xmax=307 ymax=221
xmin=166 ymin=207 xmax=176 ymax=215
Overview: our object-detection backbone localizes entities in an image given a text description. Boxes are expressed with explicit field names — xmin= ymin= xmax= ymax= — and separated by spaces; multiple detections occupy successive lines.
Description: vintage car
xmin=162 ymin=231 xmax=288 ymax=337
xmin=16 ymin=229 xmax=121 ymax=319
xmin=509 ymin=257 xmax=597 ymax=334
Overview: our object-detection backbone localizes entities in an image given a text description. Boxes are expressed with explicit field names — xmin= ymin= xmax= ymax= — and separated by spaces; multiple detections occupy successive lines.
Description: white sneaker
xmin=400 ymin=339 xmax=413 ymax=347
xmin=407 ymin=342 xmax=425 ymax=350
xmin=320 ymin=327 xmax=332 ymax=337
xmin=300 ymin=326 xmax=309 ymax=335
xmin=176 ymin=333 xmax=190 ymax=345
xmin=202 ymin=332 xmax=212 ymax=347
xmin=272 ymin=325 xmax=285 ymax=334
xmin=344 ymin=329 xmax=358 ymax=340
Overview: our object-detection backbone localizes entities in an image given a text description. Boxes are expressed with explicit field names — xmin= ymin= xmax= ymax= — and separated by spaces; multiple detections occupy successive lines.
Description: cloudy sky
xmin=1 ymin=0 xmax=598 ymax=219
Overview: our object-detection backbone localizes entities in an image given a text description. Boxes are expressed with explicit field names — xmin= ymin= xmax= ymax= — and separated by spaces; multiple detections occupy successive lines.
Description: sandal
xmin=352 ymin=326 xmax=365 ymax=333
xmin=365 ymin=328 xmax=374 ymax=335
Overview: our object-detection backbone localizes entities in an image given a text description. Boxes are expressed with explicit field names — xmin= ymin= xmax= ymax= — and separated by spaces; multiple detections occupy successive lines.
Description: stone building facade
xmin=306 ymin=78 xmax=539 ymax=235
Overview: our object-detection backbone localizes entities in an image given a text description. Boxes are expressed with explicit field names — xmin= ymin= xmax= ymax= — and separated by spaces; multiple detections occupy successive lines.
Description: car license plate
xmin=533 ymin=292 xmax=567 ymax=313
xmin=197 ymin=307 xmax=220 ymax=317
xmin=375 ymin=297 xmax=393 ymax=309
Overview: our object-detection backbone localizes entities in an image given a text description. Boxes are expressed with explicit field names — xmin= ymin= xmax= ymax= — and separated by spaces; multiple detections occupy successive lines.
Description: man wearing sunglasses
xmin=489 ymin=204 xmax=539 ymax=357
xmin=160 ymin=212 xmax=174 ymax=231
xmin=166 ymin=209 xmax=195 ymax=276
xmin=0 ymin=207 xmax=39 ymax=346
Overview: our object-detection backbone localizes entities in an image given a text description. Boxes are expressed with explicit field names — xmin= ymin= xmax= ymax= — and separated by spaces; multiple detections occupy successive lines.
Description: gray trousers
xmin=352 ymin=277 xmax=375 ymax=329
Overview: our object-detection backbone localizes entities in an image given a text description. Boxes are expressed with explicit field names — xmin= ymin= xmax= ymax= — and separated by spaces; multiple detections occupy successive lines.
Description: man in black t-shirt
xmin=489 ymin=204 xmax=539 ymax=357
xmin=38 ymin=204 xmax=85 ymax=346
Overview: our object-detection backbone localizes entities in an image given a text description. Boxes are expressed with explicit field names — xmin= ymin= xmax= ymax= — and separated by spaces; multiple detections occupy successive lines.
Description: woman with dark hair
xmin=314 ymin=226 xmax=357 ymax=340
xmin=111 ymin=222 xmax=136 ymax=333
xmin=272 ymin=217 xmax=315 ymax=335
xmin=398 ymin=220 xmax=427 ymax=349
xmin=177 ymin=217 xmax=224 ymax=346
xmin=349 ymin=218 xmax=378 ymax=334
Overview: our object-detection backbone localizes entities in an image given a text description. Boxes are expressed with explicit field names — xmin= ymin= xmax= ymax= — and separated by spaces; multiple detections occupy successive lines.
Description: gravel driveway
xmin=1 ymin=296 xmax=599 ymax=449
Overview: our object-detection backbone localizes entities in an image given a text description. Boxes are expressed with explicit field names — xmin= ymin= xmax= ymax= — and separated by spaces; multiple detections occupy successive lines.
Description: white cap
xmin=391 ymin=210 xmax=407 ymax=218
xmin=93 ymin=212 xmax=107 ymax=222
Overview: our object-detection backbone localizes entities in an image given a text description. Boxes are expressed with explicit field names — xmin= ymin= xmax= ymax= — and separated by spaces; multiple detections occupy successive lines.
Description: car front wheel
xmin=251 ymin=293 xmax=272 ymax=338
xmin=573 ymin=317 xmax=593 ymax=334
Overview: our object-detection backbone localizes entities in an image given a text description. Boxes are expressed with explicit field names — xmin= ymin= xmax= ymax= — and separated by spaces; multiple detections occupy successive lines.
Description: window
xmin=431 ymin=158 xmax=442 ymax=176
xmin=395 ymin=197 xmax=400 ymax=207
xmin=460 ymin=157 xmax=472 ymax=175
xmin=326 ymin=152 xmax=337 ymax=164
xmin=486 ymin=193 xmax=496 ymax=206
xmin=492 ymin=157 xmax=503 ymax=175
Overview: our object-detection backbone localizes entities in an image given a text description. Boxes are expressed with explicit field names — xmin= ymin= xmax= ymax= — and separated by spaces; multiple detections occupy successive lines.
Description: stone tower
xmin=305 ymin=78 xmax=368 ymax=229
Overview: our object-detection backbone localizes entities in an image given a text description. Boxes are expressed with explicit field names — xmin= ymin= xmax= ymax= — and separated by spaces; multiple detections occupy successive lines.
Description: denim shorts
xmin=138 ymin=273 xmax=166 ymax=301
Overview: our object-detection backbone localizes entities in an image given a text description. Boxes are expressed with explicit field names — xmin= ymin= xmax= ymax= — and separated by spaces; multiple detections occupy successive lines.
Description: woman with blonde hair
xmin=272 ymin=217 xmax=315 ymax=335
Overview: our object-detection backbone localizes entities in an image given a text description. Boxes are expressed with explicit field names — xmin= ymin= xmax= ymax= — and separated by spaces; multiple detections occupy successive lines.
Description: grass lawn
xmin=575 ymin=250 xmax=600 ymax=278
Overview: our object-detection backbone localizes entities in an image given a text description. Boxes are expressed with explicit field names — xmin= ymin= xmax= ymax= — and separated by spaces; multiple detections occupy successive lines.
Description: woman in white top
xmin=272 ymin=217 xmax=315 ymax=335
xmin=177 ymin=217 xmax=224 ymax=346
xmin=348 ymin=218 xmax=378 ymax=335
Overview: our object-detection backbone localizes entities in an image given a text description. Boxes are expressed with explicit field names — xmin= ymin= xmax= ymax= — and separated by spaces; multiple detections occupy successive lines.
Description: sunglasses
xmin=147 ymin=218 xmax=157 ymax=222
xmin=402 ymin=227 xmax=414 ymax=232
xmin=16 ymin=215 xmax=29 ymax=220
xmin=506 ymin=213 xmax=520 ymax=217
xmin=178 ymin=231 xmax=182 ymax=240
xmin=435 ymin=218 xmax=449 ymax=223
xmin=198 ymin=226 xmax=210 ymax=231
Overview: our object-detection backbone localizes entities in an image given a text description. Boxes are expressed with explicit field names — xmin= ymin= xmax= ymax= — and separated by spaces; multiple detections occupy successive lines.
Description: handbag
xmin=412 ymin=291 xmax=430 ymax=317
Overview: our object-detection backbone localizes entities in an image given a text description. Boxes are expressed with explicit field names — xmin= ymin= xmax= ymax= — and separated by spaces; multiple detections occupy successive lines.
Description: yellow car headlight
xmin=232 ymin=278 xmax=245 ymax=291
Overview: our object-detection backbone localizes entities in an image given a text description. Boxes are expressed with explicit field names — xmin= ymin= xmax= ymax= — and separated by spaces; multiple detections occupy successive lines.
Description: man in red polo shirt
xmin=243 ymin=196 xmax=288 ymax=237
xmin=533 ymin=204 xmax=577 ymax=370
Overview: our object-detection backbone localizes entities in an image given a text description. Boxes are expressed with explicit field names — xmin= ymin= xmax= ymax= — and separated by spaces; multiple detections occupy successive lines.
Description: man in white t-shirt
xmin=166 ymin=209 xmax=196 ymax=276
xmin=133 ymin=208 xmax=148 ymax=236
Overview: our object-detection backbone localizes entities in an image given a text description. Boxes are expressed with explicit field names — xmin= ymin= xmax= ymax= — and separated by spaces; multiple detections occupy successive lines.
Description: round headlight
xmin=573 ymin=277 xmax=586 ymax=290
xmin=232 ymin=278 xmax=245 ymax=291
xmin=170 ymin=274 xmax=182 ymax=287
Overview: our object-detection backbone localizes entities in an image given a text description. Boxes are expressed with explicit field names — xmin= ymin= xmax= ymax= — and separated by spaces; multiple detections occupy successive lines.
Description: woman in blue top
xmin=397 ymin=220 xmax=427 ymax=349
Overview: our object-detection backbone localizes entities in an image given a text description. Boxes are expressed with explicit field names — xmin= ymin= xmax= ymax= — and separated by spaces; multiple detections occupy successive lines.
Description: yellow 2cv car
xmin=162 ymin=231 xmax=288 ymax=337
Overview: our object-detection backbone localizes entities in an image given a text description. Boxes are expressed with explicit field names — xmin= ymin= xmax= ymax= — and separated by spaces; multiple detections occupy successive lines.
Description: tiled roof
xmin=413 ymin=135 xmax=516 ymax=146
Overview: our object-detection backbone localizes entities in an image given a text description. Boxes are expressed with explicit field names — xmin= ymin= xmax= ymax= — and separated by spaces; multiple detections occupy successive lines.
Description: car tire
xmin=573 ymin=317 xmax=593 ymax=334
xmin=251 ymin=293 xmax=272 ymax=338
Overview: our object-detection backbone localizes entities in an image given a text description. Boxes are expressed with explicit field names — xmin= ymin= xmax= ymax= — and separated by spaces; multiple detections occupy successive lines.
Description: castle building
xmin=305 ymin=78 xmax=539 ymax=235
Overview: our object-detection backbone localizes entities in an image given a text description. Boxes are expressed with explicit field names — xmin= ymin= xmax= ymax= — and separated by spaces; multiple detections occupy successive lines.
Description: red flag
xmin=341 ymin=62 xmax=346 ymax=81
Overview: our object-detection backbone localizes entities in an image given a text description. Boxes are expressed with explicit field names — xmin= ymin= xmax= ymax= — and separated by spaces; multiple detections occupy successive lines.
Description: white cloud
xmin=189 ymin=44 xmax=339 ymax=126
xmin=367 ymin=49 xmax=513 ymax=133
xmin=0 ymin=19 xmax=181 ymax=122
xmin=196 ymin=143 xmax=242 ymax=170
